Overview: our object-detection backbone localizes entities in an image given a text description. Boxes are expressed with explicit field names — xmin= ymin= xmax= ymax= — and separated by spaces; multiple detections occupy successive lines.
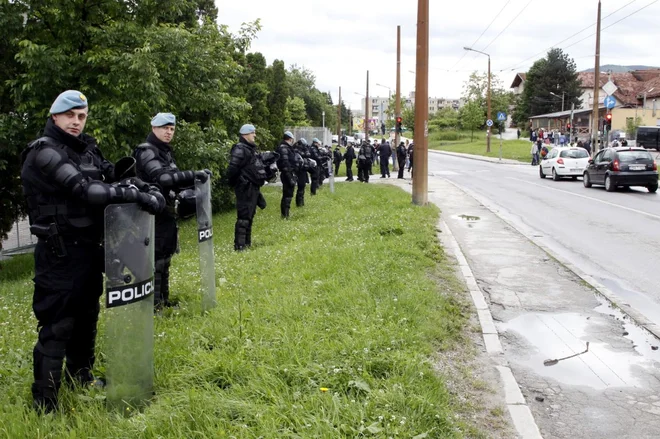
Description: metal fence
xmin=1 ymin=217 xmax=36 ymax=256
xmin=285 ymin=127 xmax=333 ymax=146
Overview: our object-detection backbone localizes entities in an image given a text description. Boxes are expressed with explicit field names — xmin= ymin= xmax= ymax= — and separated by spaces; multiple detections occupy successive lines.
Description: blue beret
xmin=49 ymin=90 xmax=88 ymax=114
xmin=151 ymin=113 xmax=176 ymax=127
xmin=284 ymin=130 xmax=295 ymax=139
xmin=240 ymin=124 xmax=256 ymax=135
xmin=312 ymin=138 xmax=320 ymax=144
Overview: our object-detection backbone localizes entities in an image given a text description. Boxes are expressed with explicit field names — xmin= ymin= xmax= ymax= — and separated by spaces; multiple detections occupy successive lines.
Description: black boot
xmin=234 ymin=219 xmax=250 ymax=251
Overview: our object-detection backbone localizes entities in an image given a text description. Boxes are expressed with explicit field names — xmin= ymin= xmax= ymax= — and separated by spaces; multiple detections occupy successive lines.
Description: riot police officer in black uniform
xmin=357 ymin=141 xmax=375 ymax=183
xmin=293 ymin=138 xmax=312 ymax=207
xmin=227 ymin=124 xmax=269 ymax=250
xmin=134 ymin=113 xmax=210 ymax=309
xmin=333 ymin=145 xmax=343 ymax=176
xmin=21 ymin=90 xmax=164 ymax=413
xmin=309 ymin=138 xmax=322 ymax=194
xmin=344 ymin=143 xmax=356 ymax=182
xmin=396 ymin=141 xmax=407 ymax=179
xmin=379 ymin=140 xmax=392 ymax=178
xmin=276 ymin=131 xmax=298 ymax=219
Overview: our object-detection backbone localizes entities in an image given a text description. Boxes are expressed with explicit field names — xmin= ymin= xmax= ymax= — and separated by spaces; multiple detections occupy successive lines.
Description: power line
xmin=449 ymin=0 xmax=511 ymax=71
xmin=562 ymin=0 xmax=658 ymax=51
xmin=478 ymin=0 xmax=534 ymax=54
xmin=498 ymin=0 xmax=640 ymax=72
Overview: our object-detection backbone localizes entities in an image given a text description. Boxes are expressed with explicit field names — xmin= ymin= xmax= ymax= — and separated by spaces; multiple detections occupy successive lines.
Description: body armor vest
xmin=22 ymin=137 xmax=101 ymax=237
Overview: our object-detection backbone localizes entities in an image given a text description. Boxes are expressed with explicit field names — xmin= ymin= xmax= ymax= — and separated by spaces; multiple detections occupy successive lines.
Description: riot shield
xmin=195 ymin=178 xmax=216 ymax=311
xmin=104 ymin=203 xmax=154 ymax=413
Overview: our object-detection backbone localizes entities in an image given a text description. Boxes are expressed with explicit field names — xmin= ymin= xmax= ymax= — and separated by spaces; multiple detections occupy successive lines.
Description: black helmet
xmin=176 ymin=188 xmax=197 ymax=219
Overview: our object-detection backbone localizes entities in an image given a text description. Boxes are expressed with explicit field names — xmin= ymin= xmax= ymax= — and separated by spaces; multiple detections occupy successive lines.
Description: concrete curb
xmin=430 ymin=149 xmax=528 ymax=166
xmin=443 ymin=178 xmax=660 ymax=343
xmin=438 ymin=219 xmax=543 ymax=439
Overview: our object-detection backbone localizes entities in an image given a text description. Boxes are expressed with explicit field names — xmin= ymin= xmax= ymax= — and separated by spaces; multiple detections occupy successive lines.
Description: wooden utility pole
xmin=337 ymin=86 xmax=342 ymax=142
xmin=412 ymin=0 xmax=428 ymax=206
xmin=365 ymin=70 xmax=370 ymax=142
xmin=591 ymin=0 xmax=602 ymax=154
xmin=395 ymin=25 xmax=402 ymax=151
xmin=487 ymin=56 xmax=492 ymax=153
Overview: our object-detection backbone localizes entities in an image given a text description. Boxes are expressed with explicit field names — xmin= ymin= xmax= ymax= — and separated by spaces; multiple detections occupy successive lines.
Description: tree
xmin=284 ymin=96 xmax=309 ymax=126
xmin=626 ymin=116 xmax=642 ymax=139
xmin=402 ymin=107 xmax=415 ymax=134
xmin=514 ymin=48 xmax=582 ymax=125
xmin=0 ymin=0 xmax=255 ymax=248
xmin=429 ymin=107 xmax=459 ymax=130
xmin=462 ymin=71 xmax=514 ymax=125
xmin=267 ymin=59 xmax=288 ymax=137
xmin=243 ymin=52 xmax=271 ymax=143
xmin=286 ymin=65 xmax=327 ymax=127
xmin=459 ymin=101 xmax=484 ymax=141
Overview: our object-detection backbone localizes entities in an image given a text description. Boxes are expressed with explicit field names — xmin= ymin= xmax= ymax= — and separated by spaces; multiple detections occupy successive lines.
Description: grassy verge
xmin=430 ymin=138 xmax=532 ymax=162
xmin=0 ymin=184 xmax=488 ymax=438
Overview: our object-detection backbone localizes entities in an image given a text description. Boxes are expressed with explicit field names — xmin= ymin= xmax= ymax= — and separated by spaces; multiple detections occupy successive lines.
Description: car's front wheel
xmin=552 ymin=168 xmax=560 ymax=181
xmin=539 ymin=166 xmax=545 ymax=179
xmin=605 ymin=175 xmax=616 ymax=192
xmin=583 ymin=172 xmax=592 ymax=188
xmin=648 ymin=184 xmax=658 ymax=193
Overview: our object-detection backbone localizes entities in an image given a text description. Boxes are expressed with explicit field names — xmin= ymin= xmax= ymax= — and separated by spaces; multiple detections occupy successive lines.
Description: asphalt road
xmin=428 ymin=152 xmax=660 ymax=325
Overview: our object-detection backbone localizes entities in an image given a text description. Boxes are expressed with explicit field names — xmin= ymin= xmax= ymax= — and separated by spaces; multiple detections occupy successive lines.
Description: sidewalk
xmin=380 ymin=176 xmax=660 ymax=439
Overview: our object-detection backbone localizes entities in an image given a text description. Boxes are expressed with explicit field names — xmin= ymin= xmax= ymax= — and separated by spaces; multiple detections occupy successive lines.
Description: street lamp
xmin=322 ymin=111 xmax=326 ymax=129
xmin=464 ymin=46 xmax=491 ymax=152
xmin=550 ymin=91 xmax=565 ymax=112
xmin=375 ymin=83 xmax=392 ymax=100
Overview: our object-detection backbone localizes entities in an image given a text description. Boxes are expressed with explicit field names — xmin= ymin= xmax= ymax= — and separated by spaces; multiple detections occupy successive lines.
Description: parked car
xmin=539 ymin=146 xmax=590 ymax=181
xmin=583 ymin=147 xmax=658 ymax=193
xmin=636 ymin=126 xmax=660 ymax=151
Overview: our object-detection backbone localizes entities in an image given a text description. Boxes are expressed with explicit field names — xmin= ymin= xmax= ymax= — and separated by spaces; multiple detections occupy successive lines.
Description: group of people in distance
xmin=335 ymin=137 xmax=414 ymax=183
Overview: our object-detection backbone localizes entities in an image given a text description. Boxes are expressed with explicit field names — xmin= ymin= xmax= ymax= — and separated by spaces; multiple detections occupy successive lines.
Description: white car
xmin=539 ymin=146 xmax=590 ymax=181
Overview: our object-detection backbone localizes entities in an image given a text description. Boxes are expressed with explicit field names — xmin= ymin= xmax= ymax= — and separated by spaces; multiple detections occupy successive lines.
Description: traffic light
xmin=396 ymin=116 xmax=403 ymax=133
xmin=566 ymin=123 xmax=571 ymax=131
xmin=605 ymin=113 xmax=612 ymax=130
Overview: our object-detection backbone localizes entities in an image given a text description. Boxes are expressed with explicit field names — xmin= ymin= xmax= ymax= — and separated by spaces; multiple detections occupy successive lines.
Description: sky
xmin=214 ymin=0 xmax=660 ymax=111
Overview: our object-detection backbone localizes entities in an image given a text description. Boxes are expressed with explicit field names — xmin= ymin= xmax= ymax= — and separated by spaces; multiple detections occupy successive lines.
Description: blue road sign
xmin=497 ymin=111 xmax=507 ymax=121
xmin=486 ymin=119 xmax=494 ymax=127
xmin=604 ymin=95 xmax=616 ymax=109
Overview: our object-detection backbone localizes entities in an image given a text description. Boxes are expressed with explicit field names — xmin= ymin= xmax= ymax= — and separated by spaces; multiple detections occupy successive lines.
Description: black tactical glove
xmin=257 ymin=193 xmax=267 ymax=210
xmin=149 ymin=189 xmax=166 ymax=213
xmin=137 ymin=192 xmax=162 ymax=215
xmin=195 ymin=170 xmax=209 ymax=183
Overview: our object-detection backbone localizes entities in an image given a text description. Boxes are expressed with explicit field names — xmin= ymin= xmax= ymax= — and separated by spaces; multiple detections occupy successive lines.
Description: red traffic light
xmin=605 ymin=113 xmax=612 ymax=121
xmin=396 ymin=117 xmax=402 ymax=123
xmin=566 ymin=123 xmax=571 ymax=129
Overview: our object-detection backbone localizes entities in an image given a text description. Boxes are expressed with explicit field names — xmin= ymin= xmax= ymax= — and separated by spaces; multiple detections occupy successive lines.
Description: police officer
xmin=134 ymin=113 xmax=210 ymax=308
xmin=227 ymin=124 xmax=268 ymax=250
xmin=293 ymin=138 xmax=311 ymax=207
xmin=396 ymin=141 xmax=407 ymax=179
xmin=333 ymin=145 xmax=343 ymax=176
xmin=21 ymin=90 xmax=164 ymax=413
xmin=309 ymin=138 xmax=322 ymax=194
xmin=357 ymin=141 xmax=375 ymax=183
xmin=343 ymin=143 xmax=356 ymax=182
xmin=276 ymin=131 xmax=298 ymax=219
xmin=379 ymin=139 xmax=392 ymax=178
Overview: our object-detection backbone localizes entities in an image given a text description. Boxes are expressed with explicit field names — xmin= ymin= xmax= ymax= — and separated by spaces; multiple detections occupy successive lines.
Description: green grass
xmin=0 ymin=184 xmax=486 ymax=438
xmin=430 ymin=137 xmax=532 ymax=162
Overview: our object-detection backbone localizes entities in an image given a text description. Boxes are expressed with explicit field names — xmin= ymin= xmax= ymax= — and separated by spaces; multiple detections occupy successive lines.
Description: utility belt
xmin=31 ymin=222 xmax=102 ymax=257
xmin=30 ymin=223 xmax=68 ymax=258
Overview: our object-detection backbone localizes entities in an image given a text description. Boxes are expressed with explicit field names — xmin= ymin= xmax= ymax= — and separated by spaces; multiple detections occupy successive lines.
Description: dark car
xmin=583 ymin=147 xmax=658 ymax=193
xmin=636 ymin=126 xmax=660 ymax=151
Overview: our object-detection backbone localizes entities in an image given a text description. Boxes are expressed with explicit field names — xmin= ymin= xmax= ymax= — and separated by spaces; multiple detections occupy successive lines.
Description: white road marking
xmin=506 ymin=177 xmax=660 ymax=221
